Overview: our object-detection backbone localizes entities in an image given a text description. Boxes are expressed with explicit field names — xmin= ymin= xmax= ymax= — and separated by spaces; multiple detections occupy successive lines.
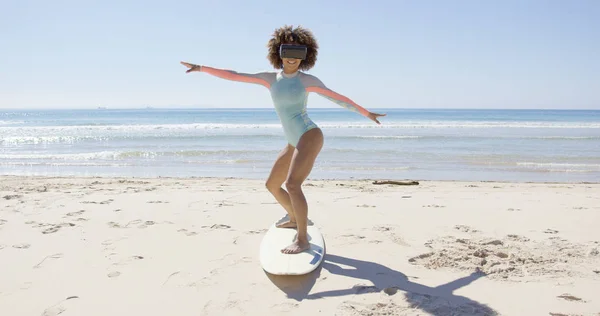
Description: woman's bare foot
xmin=281 ymin=238 xmax=309 ymax=254
xmin=276 ymin=220 xmax=297 ymax=229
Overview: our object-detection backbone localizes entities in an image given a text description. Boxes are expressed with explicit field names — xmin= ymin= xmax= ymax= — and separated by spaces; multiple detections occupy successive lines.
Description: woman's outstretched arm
xmin=181 ymin=62 xmax=274 ymax=89
xmin=300 ymin=73 xmax=386 ymax=124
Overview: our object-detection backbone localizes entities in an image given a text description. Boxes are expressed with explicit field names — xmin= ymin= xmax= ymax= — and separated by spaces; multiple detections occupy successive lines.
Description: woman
xmin=181 ymin=25 xmax=385 ymax=254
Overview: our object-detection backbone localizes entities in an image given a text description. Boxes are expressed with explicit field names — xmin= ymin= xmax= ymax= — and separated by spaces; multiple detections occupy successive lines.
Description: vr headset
xmin=279 ymin=44 xmax=307 ymax=60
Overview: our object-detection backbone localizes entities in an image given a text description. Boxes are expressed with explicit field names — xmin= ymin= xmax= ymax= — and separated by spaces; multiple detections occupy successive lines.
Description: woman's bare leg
xmin=265 ymin=144 xmax=297 ymax=228
xmin=281 ymin=128 xmax=324 ymax=254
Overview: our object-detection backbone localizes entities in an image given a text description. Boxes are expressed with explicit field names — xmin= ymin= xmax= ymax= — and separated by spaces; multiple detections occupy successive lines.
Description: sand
xmin=1 ymin=175 xmax=599 ymax=316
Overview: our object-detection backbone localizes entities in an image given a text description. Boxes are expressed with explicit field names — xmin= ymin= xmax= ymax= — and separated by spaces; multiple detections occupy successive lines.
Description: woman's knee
xmin=285 ymin=179 xmax=302 ymax=193
xmin=266 ymin=178 xmax=283 ymax=193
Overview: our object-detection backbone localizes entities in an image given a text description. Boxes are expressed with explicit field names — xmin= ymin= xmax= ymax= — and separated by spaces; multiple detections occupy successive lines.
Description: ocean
xmin=1 ymin=108 xmax=599 ymax=182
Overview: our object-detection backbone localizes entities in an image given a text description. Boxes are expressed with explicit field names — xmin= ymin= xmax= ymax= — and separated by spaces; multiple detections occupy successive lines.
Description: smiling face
xmin=281 ymin=56 xmax=301 ymax=74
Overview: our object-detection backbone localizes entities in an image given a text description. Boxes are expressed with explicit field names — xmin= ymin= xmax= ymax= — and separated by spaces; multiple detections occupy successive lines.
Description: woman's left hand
xmin=368 ymin=112 xmax=386 ymax=124
xmin=180 ymin=61 xmax=202 ymax=73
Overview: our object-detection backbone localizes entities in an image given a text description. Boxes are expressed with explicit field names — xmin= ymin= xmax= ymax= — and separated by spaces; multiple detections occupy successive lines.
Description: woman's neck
xmin=282 ymin=69 xmax=299 ymax=78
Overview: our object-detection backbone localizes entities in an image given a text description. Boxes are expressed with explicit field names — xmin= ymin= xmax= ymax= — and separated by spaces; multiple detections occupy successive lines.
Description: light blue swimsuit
xmin=269 ymin=71 xmax=318 ymax=146
xmin=198 ymin=66 xmax=371 ymax=147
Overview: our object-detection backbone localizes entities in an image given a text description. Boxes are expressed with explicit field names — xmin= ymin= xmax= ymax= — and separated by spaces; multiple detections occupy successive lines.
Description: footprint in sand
xmin=352 ymin=284 xmax=380 ymax=294
xmin=373 ymin=226 xmax=392 ymax=232
xmin=41 ymin=296 xmax=79 ymax=316
xmin=408 ymin=252 xmax=435 ymax=262
xmin=100 ymin=237 xmax=128 ymax=252
xmin=147 ymin=200 xmax=168 ymax=204
xmin=107 ymin=219 xmax=144 ymax=228
xmin=162 ymin=271 xmax=211 ymax=288
xmin=371 ymin=226 xmax=408 ymax=246
xmin=202 ymin=224 xmax=231 ymax=230
xmin=544 ymin=229 xmax=559 ymax=234
xmin=107 ymin=221 xmax=121 ymax=228
xmin=423 ymin=204 xmax=446 ymax=208
xmin=108 ymin=271 xmax=121 ymax=278
xmin=455 ymin=225 xmax=479 ymax=233
xmin=64 ymin=210 xmax=85 ymax=217
xmin=42 ymin=223 xmax=75 ymax=234
xmin=389 ymin=234 xmax=409 ymax=246
xmin=0 ymin=219 xmax=7 ymax=225
xmin=110 ymin=254 xmax=145 ymax=267
xmin=337 ymin=301 xmax=404 ymax=316
xmin=80 ymin=199 xmax=113 ymax=205
xmin=177 ymin=229 xmax=198 ymax=236
xmin=12 ymin=243 xmax=31 ymax=249
xmin=357 ymin=204 xmax=376 ymax=208
xmin=340 ymin=234 xmax=367 ymax=244
xmin=2 ymin=194 xmax=22 ymax=200
xmin=557 ymin=293 xmax=585 ymax=302
xmin=137 ymin=220 xmax=156 ymax=229
xmin=162 ymin=271 xmax=193 ymax=287
xmin=33 ymin=253 xmax=63 ymax=268
xmin=507 ymin=208 xmax=521 ymax=212
xmin=506 ymin=234 xmax=530 ymax=242
xmin=270 ymin=302 xmax=299 ymax=313
xmin=245 ymin=229 xmax=267 ymax=235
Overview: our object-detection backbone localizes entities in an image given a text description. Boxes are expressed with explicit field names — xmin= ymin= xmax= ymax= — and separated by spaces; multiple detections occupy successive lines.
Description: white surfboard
xmin=259 ymin=216 xmax=325 ymax=275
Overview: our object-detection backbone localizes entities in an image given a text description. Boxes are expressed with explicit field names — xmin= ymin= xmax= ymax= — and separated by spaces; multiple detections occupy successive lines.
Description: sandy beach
xmin=1 ymin=175 xmax=599 ymax=316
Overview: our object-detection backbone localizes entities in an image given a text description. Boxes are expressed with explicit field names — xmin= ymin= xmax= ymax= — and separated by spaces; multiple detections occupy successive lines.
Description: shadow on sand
xmin=264 ymin=264 xmax=323 ymax=301
xmin=265 ymin=253 xmax=498 ymax=316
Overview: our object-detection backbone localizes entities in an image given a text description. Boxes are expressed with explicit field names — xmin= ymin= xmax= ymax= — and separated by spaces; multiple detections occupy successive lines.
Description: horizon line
xmin=1 ymin=106 xmax=598 ymax=111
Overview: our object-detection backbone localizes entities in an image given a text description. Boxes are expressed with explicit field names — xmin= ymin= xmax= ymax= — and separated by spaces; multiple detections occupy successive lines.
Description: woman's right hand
xmin=367 ymin=111 xmax=386 ymax=124
xmin=180 ymin=61 xmax=202 ymax=73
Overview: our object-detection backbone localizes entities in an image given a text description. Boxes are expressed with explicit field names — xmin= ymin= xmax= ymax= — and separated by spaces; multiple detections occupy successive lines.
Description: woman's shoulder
xmin=250 ymin=71 xmax=277 ymax=84
xmin=298 ymin=71 xmax=324 ymax=87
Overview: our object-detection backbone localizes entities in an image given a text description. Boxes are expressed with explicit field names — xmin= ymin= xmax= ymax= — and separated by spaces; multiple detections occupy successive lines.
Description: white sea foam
xmin=0 ymin=161 xmax=132 ymax=167
xmin=0 ymin=120 xmax=25 ymax=126
xmin=353 ymin=135 xmax=422 ymax=139
xmin=0 ymin=151 xmax=122 ymax=160
xmin=2 ymin=134 xmax=599 ymax=146
xmin=523 ymin=136 xmax=600 ymax=140
xmin=0 ymin=136 xmax=111 ymax=145
xmin=1 ymin=121 xmax=599 ymax=136
xmin=516 ymin=162 xmax=600 ymax=171
xmin=0 ymin=150 xmax=279 ymax=160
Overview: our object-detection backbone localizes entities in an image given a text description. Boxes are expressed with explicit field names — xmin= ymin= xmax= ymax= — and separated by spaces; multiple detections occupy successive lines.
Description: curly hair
xmin=267 ymin=25 xmax=319 ymax=71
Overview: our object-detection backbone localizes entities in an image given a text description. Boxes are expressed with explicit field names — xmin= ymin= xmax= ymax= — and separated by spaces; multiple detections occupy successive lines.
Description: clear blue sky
xmin=1 ymin=0 xmax=599 ymax=110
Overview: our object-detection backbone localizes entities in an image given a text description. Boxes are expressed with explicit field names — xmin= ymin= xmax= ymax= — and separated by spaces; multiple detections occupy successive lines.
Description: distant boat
xmin=97 ymin=106 xmax=107 ymax=110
